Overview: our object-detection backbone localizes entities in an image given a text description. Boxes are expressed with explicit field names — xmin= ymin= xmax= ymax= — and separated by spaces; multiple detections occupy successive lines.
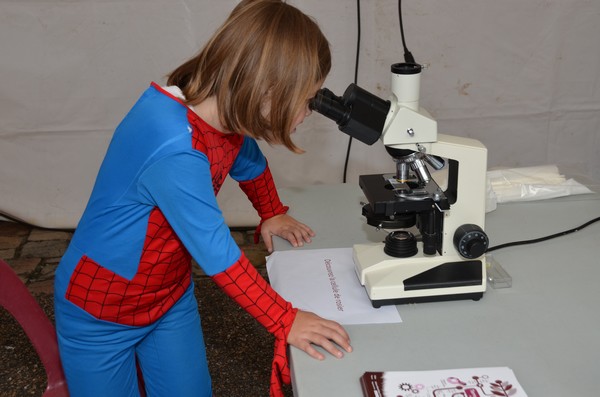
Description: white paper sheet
xmin=266 ymin=247 xmax=402 ymax=325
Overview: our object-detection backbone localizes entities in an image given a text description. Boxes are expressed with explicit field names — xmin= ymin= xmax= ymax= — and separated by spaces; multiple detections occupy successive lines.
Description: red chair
xmin=0 ymin=259 xmax=69 ymax=397
xmin=1 ymin=259 xmax=148 ymax=397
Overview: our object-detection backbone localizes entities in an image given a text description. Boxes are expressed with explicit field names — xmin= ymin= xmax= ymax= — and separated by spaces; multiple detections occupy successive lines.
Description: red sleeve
xmin=211 ymin=253 xmax=297 ymax=397
xmin=238 ymin=163 xmax=289 ymax=243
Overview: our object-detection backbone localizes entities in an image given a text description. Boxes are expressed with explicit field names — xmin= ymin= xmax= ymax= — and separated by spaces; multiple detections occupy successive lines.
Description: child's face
xmin=290 ymin=81 xmax=323 ymax=134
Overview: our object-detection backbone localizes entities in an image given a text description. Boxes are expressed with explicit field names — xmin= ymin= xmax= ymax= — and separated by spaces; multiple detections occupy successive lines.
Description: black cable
xmin=343 ymin=1 xmax=415 ymax=182
xmin=398 ymin=0 xmax=415 ymax=64
xmin=343 ymin=0 xmax=361 ymax=183
xmin=342 ymin=135 xmax=353 ymax=183
xmin=353 ymin=0 xmax=361 ymax=93
xmin=485 ymin=215 xmax=600 ymax=253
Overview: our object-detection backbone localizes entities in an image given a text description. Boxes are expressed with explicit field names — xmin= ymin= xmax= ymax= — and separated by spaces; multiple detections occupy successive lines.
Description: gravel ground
xmin=0 ymin=281 xmax=293 ymax=397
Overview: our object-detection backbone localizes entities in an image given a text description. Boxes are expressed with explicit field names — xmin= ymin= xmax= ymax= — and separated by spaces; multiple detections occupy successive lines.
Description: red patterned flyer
xmin=361 ymin=367 xmax=527 ymax=397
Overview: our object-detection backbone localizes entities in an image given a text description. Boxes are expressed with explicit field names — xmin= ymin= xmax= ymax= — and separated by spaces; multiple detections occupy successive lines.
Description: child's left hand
xmin=260 ymin=214 xmax=315 ymax=253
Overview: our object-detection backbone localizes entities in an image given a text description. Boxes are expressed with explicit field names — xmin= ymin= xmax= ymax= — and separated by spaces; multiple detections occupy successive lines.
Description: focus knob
xmin=453 ymin=224 xmax=489 ymax=259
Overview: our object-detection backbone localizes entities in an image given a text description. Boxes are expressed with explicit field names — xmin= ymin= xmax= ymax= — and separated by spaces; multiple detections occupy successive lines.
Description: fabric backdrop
xmin=1 ymin=0 xmax=598 ymax=228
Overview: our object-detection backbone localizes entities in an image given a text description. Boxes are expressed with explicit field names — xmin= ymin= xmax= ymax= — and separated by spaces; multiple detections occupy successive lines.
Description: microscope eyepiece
xmin=309 ymin=88 xmax=350 ymax=126
xmin=310 ymin=84 xmax=390 ymax=146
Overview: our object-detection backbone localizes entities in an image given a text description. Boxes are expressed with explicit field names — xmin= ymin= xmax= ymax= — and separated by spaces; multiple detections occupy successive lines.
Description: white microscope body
xmin=311 ymin=63 xmax=489 ymax=307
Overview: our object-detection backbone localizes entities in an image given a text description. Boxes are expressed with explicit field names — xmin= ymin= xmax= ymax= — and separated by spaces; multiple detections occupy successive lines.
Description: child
xmin=54 ymin=1 xmax=352 ymax=396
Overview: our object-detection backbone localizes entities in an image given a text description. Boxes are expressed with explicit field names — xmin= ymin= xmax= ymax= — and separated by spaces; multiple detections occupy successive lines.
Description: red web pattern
xmin=66 ymin=208 xmax=192 ymax=326
xmin=239 ymin=164 xmax=288 ymax=221
xmin=239 ymin=164 xmax=289 ymax=243
xmin=191 ymin=112 xmax=294 ymax=396
xmin=189 ymin=114 xmax=243 ymax=194
xmin=211 ymin=253 xmax=297 ymax=397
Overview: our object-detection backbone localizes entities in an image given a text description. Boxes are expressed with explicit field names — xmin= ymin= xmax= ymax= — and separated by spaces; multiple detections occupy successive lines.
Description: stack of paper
xmin=486 ymin=165 xmax=592 ymax=211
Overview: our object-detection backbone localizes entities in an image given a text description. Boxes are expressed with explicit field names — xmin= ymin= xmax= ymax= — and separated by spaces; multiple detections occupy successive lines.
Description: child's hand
xmin=260 ymin=214 xmax=316 ymax=253
xmin=287 ymin=310 xmax=352 ymax=360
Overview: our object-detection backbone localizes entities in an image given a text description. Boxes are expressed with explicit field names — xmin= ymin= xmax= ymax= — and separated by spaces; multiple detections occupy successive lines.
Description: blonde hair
xmin=167 ymin=0 xmax=331 ymax=153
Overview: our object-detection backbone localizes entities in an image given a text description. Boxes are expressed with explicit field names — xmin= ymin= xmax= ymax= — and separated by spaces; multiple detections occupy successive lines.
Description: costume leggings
xmin=55 ymin=284 xmax=211 ymax=397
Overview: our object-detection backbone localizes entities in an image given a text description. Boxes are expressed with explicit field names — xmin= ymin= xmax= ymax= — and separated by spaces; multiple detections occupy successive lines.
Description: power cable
xmin=486 ymin=215 xmax=600 ymax=253
xmin=342 ymin=0 xmax=361 ymax=183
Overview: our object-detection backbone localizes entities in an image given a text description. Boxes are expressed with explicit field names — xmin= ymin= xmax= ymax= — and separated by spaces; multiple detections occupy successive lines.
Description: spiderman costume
xmin=54 ymin=83 xmax=295 ymax=397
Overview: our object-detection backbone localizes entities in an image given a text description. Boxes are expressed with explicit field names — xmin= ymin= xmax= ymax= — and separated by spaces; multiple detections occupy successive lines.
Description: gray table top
xmin=273 ymin=183 xmax=600 ymax=397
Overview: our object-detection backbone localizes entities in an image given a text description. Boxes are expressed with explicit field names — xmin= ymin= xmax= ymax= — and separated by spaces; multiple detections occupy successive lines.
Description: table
xmin=272 ymin=183 xmax=600 ymax=396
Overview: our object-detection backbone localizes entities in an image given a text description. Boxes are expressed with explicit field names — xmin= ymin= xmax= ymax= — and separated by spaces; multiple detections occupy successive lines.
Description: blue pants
xmin=55 ymin=284 xmax=212 ymax=397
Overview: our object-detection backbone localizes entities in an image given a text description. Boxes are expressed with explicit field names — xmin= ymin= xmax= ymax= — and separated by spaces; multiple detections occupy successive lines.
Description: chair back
xmin=0 ymin=259 xmax=69 ymax=397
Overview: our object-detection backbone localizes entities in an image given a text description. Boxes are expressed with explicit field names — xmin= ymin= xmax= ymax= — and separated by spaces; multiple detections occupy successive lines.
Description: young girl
xmin=54 ymin=1 xmax=352 ymax=396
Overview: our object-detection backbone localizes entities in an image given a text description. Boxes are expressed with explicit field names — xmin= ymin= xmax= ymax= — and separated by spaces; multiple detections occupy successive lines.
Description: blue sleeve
xmin=229 ymin=136 xmax=267 ymax=182
xmin=137 ymin=151 xmax=241 ymax=276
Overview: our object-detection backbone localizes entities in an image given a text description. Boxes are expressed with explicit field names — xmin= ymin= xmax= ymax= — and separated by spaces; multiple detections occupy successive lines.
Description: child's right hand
xmin=287 ymin=310 xmax=353 ymax=360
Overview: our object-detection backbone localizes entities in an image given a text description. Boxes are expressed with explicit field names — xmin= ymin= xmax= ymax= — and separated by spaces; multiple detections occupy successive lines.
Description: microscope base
xmin=354 ymin=243 xmax=486 ymax=308
xmin=370 ymin=291 xmax=483 ymax=308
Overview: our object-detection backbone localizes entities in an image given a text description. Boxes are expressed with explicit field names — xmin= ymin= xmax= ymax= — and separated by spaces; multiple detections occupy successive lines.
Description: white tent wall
xmin=1 ymin=0 xmax=599 ymax=229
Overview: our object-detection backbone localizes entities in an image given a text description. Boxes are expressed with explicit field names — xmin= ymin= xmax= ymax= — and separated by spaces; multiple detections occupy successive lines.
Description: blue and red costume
xmin=55 ymin=83 xmax=295 ymax=397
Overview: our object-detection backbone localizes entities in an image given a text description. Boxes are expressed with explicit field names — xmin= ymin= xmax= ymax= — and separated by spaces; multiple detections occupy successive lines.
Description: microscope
xmin=310 ymin=63 xmax=489 ymax=307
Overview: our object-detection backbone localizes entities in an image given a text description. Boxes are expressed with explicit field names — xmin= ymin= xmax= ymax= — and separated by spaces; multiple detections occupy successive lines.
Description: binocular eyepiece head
xmin=309 ymin=83 xmax=390 ymax=146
